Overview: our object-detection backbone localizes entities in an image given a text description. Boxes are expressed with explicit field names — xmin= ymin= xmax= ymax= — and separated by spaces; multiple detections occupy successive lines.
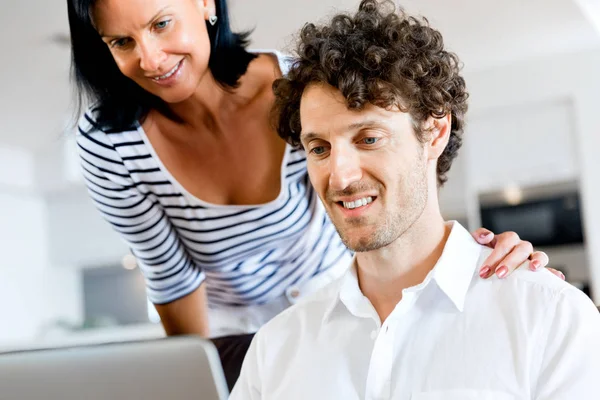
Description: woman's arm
xmin=76 ymin=115 xmax=210 ymax=336
xmin=154 ymin=283 xmax=210 ymax=336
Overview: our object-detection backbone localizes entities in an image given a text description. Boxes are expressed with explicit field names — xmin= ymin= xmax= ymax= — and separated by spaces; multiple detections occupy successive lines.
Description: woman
xmin=67 ymin=0 xmax=554 ymax=388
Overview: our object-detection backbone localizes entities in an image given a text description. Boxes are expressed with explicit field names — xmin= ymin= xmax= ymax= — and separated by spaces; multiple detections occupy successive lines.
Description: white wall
xmin=0 ymin=187 xmax=80 ymax=344
xmin=0 ymin=189 xmax=48 ymax=343
xmin=0 ymin=143 xmax=88 ymax=345
xmin=439 ymin=142 xmax=471 ymax=224
xmin=466 ymin=99 xmax=578 ymax=192
xmin=574 ymin=73 xmax=600 ymax=300
xmin=0 ymin=147 xmax=48 ymax=342
xmin=0 ymin=136 xmax=150 ymax=347
xmin=0 ymin=146 xmax=35 ymax=189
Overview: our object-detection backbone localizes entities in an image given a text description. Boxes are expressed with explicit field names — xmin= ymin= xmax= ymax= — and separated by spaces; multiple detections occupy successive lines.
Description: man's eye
xmin=363 ymin=137 xmax=379 ymax=145
xmin=311 ymin=146 xmax=327 ymax=155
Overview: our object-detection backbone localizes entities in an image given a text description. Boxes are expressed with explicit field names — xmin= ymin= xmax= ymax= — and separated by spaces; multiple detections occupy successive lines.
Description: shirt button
xmin=285 ymin=286 xmax=301 ymax=302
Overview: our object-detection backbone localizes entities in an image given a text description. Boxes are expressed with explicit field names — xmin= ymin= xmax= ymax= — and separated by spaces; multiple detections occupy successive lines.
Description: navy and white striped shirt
xmin=75 ymin=53 xmax=352 ymax=316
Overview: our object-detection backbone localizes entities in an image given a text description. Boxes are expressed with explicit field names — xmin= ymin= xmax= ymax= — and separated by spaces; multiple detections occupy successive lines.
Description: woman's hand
xmin=471 ymin=228 xmax=564 ymax=280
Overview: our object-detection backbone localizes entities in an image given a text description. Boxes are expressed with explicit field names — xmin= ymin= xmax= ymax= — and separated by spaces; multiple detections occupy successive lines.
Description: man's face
xmin=300 ymin=83 xmax=429 ymax=252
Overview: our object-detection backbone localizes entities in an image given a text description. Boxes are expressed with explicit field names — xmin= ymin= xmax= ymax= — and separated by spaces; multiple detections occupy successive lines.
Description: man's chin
xmin=339 ymin=232 xmax=387 ymax=253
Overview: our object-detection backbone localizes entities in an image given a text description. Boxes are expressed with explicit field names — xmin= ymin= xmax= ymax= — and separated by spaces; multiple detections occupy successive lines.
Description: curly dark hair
xmin=272 ymin=0 xmax=469 ymax=186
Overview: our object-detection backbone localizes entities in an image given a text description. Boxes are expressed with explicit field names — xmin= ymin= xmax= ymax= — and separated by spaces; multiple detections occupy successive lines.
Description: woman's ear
xmin=426 ymin=114 xmax=452 ymax=161
xmin=200 ymin=0 xmax=217 ymax=21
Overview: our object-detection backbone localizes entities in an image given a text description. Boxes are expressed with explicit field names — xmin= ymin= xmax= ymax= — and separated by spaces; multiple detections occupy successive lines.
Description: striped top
xmin=75 ymin=52 xmax=352 ymax=320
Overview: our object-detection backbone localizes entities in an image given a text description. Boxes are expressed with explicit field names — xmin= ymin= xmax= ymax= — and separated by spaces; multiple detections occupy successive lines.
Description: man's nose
xmin=328 ymin=146 xmax=362 ymax=192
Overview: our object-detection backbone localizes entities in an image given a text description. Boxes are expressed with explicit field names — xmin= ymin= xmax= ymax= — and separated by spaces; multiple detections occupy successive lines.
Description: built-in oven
xmin=479 ymin=181 xmax=584 ymax=247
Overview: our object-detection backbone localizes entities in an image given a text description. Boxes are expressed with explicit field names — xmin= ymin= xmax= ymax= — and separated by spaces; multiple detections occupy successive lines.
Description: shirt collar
xmin=322 ymin=257 xmax=375 ymax=323
xmin=431 ymin=221 xmax=483 ymax=312
xmin=323 ymin=221 xmax=483 ymax=322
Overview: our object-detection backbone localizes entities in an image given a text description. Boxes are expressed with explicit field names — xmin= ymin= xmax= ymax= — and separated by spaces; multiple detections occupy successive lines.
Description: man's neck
xmin=356 ymin=208 xmax=450 ymax=323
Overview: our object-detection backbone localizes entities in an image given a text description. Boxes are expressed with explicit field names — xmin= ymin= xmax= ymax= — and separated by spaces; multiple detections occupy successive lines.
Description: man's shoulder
xmin=499 ymin=264 xmax=582 ymax=299
xmin=475 ymin=247 xmax=597 ymax=315
xmin=476 ymin=247 xmax=568 ymax=293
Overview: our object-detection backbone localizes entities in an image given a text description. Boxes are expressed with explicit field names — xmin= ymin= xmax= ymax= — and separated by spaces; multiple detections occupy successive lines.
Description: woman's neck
xmin=164 ymin=53 xmax=277 ymax=136
xmin=167 ymin=72 xmax=240 ymax=134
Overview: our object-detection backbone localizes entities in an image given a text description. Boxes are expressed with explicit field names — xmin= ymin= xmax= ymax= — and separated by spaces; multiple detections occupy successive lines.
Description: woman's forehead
xmin=93 ymin=0 xmax=184 ymax=32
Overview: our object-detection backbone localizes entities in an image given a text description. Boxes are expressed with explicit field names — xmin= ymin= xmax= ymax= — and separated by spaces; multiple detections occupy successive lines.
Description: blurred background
xmin=1 ymin=0 xmax=599 ymax=349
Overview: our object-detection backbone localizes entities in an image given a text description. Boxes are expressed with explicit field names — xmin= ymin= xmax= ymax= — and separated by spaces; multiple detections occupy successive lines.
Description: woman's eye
xmin=363 ymin=137 xmax=379 ymax=145
xmin=111 ymin=38 xmax=129 ymax=48
xmin=155 ymin=20 xmax=171 ymax=29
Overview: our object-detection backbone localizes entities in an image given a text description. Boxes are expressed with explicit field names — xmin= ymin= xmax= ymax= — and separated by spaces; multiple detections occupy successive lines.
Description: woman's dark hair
xmin=273 ymin=0 xmax=469 ymax=187
xmin=68 ymin=0 xmax=257 ymax=131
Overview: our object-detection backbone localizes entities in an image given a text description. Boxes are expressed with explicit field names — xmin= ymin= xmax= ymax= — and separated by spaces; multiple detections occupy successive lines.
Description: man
xmin=229 ymin=1 xmax=600 ymax=399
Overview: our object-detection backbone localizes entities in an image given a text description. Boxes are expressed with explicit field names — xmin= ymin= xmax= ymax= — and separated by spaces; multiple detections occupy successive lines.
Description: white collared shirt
xmin=230 ymin=222 xmax=600 ymax=400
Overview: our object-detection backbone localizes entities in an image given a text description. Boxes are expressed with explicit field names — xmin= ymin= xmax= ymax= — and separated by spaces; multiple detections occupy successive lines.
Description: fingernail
xmin=560 ymin=272 xmax=566 ymax=281
xmin=479 ymin=266 xmax=491 ymax=278
xmin=530 ymin=260 xmax=540 ymax=270
xmin=497 ymin=266 xmax=508 ymax=278
xmin=479 ymin=230 xmax=492 ymax=239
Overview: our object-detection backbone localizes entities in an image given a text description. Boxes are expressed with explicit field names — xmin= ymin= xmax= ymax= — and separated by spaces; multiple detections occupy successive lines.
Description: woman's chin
xmin=153 ymin=88 xmax=195 ymax=105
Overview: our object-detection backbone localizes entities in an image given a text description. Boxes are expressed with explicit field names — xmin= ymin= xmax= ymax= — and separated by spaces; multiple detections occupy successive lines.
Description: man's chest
xmin=262 ymin=314 xmax=531 ymax=400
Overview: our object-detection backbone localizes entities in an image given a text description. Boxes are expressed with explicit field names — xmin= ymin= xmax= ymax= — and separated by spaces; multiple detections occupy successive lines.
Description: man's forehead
xmin=300 ymin=83 xmax=346 ymax=108
xmin=300 ymin=108 xmax=407 ymax=143
xmin=300 ymin=83 xmax=407 ymax=116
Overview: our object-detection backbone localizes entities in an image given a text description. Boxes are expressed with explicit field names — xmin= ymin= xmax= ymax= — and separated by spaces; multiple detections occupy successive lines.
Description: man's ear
xmin=426 ymin=114 xmax=452 ymax=161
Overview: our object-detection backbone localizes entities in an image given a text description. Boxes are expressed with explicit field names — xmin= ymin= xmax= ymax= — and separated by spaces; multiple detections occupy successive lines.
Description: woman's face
xmin=94 ymin=0 xmax=214 ymax=103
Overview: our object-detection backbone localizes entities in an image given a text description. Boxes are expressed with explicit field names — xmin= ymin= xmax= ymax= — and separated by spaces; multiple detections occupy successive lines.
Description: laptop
xmin=0 ymin=336 xmax=229 ymax=400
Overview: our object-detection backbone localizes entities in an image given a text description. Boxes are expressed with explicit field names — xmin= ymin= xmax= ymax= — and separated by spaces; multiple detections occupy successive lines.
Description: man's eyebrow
xmin=346 ymin=120 xmax=386 ymax=131
xmin=100 ymin=6 xmax=169 ymax=38
xmin=300 ymin=132 xmax=321 ymax=143
xmin=300 ymin=119 xmax=386 ymax=141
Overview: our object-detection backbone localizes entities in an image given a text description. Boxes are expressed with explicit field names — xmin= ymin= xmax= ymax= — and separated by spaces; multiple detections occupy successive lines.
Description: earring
xmin=209 ymin=15 xmax=218 ymax=26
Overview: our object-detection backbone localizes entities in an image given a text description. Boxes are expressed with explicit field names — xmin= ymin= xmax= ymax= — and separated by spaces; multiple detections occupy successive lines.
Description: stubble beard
xmin=330 ymin=161 xmax=429 ymax=253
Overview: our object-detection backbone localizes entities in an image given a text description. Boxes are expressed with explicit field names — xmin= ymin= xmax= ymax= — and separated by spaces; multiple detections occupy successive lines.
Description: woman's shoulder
xmin=237 ymin=50 xmax=295 ymax=105
xmin=248 ymin=49 xmax=294 ymax=76
xmin=235 ymin=51 xmax=286 ymax=102
xmin=75 ymin=103 xmax=134 ymax=166
xmin=273 ymin=51 xmax=294 ymax=76
xmin=77 ymin=102 xmax=139 ymax=137
xmin=77 ymin=104 xmax=103 ymax=135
